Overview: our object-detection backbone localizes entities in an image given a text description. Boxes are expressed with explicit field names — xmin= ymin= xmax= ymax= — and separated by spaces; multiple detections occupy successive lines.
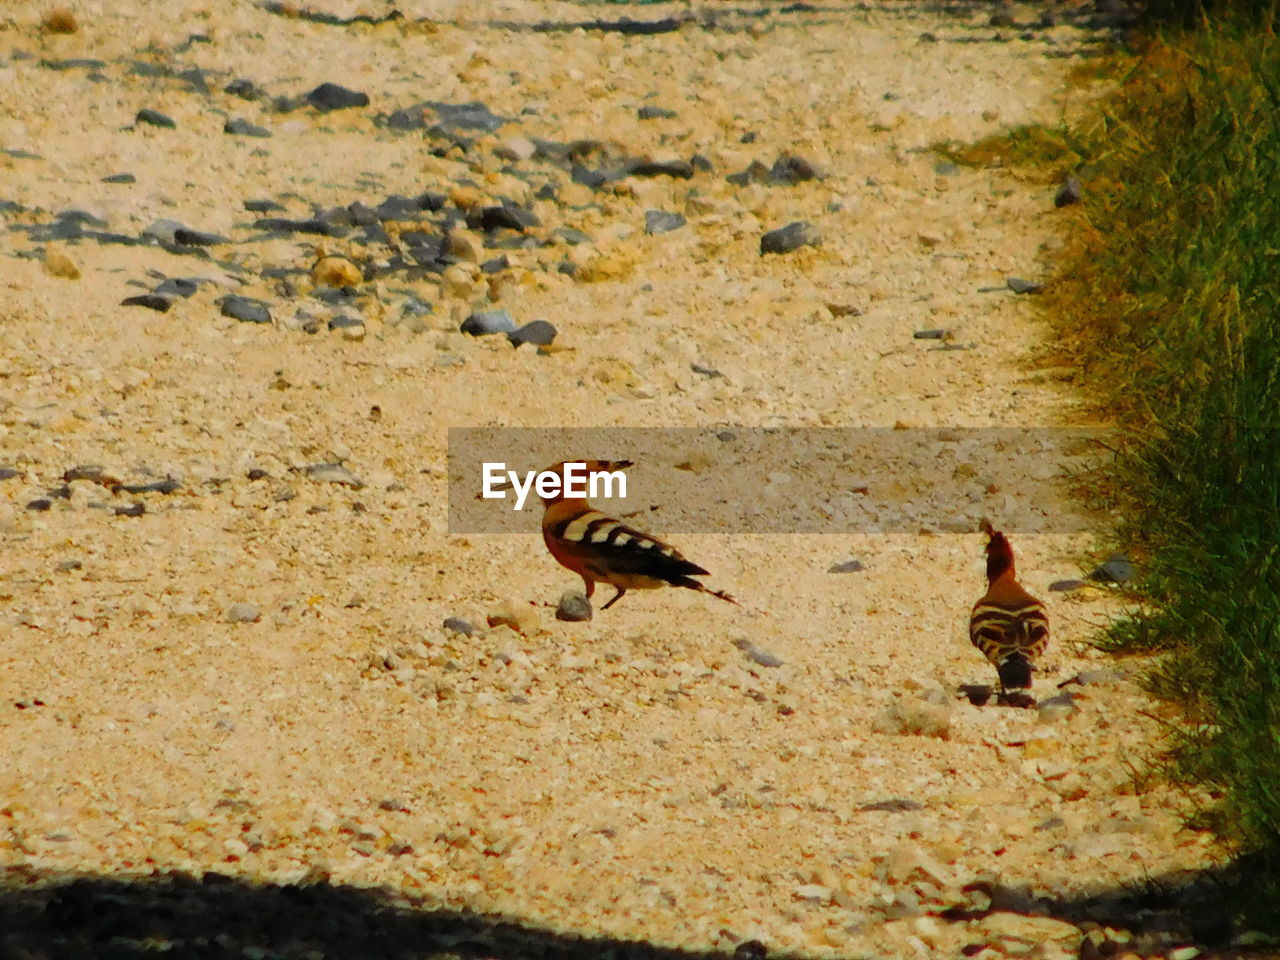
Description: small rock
xmin=225 ymin=78 xmax=261 ymax=100
xmin=487 ymin=601 xmax=541 ymax=636
xmin=1048 ymin=579 xmax=1084 ymax=592
xmin=769 ymin=155 xmax=823 ymax=184
xmin=556 ymin=590 xmax=592 ymax=622
xmin=327 ymin=316 xmax=365 ymax=339
xmin=475 ymin=204 xmax=540 ymax=232
xmin=1006 ymin=276 xmax=1043 ymax=294
xmin=1168 ymin=948 xmax=1200 ymax=960
xmin=913 ymin=329 xmax=949 ymax=340
xmin=1055 ymin=175 xmax=1083 ymax=207
xmin=1057 ymin=668 xmax=1123 ymax=688
xmin=304 ymin=463 xmax=364 ymax=489
xmin=872 ymin=699 xmax=950 ymax=739
xmin=305 ymin=82 xmax=369 ymax=112
xmin=934 ymin=161 xmax=962 ymax=176
xmin=224 ymin=118 xmax=272 ymax=138
xmin=507 ymin=320 xmax=557 ymax=348
xmin=121 ymin=293 xmax=173 ymax=312
xmin=638 ymin=105 xmax=678 ymax=120
xmin=828 ymin=559 xmax=865 ymax=573
xmin=102 ymin=172 xmax=136 ymax=184
xmin=227 ymin=602 xmax=261 ymax=623
xmin=461 ymin=309 xmax=516 ymax=336
xmin=218 ymin=295 xmax=271 ymax=324
xmin=760 ymin=221 xmax=821 ymax=255
xmin=113 ymin=502 xmax=145 ymax=517
xmin=1037 ymin=693 xmax=1077 ymax=725
xmin=244 ymin=198 xmax=286 ymax=213
xmin=43 ymin=250 xmax=80 ymax=279
xmin=989 ymin=10 xmax=1017 ymax=27
xmin=443 ymin=617 xmax=477 ymax=636
xmin=135 ymin=108 xmax=176 ymax=129
xmin=732 ymin=638 xmax=783 ymax=668
xmin=858 ymin=798 xmax=923 ymax=812
xmin=143 ymin=218 xmax=186 ymax=244
xmin=312 ymin=256 xmax=362 ymax=288
xmin=644 ymin=210 xmax=686 ymax=235
xmin=153 ymin=277 xmax=200 ymax=298
xmin=173 ymin=228 xmax=228 ymax=246
xmin=1088 ymin=553 xmax=1136 ymax=583
xmin=627 ymin=157 xmax=694 ymax=179
xmin=26 ymin=499 xmax=52 ymax=512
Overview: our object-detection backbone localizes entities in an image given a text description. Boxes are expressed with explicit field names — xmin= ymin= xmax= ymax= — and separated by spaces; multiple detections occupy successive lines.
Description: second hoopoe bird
xmin=969 ymin=521 xmax=1050 ymax=703
xmin=539 ymin=460 xmax=738 ymax=611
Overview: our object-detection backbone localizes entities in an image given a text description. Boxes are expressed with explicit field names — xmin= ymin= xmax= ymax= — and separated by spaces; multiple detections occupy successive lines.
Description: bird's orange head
xmin=981 ymin=520 xmax=1016 ymax=583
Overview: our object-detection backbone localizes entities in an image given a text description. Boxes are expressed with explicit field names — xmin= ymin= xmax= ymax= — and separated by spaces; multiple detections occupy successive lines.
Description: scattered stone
xmin=760 ymin=221 xmax=821 ymax=255
xmin=328 ymin=316 xmax=365 ymax=338
xmin=507 ymin=320 xmax=557 ymax=348
xmin=218 ymin=295 xmax=271 ymax=324
xmin=0 ymin=467 xmax=18 ymax=481
xmin=644 ymin=210 xmax=686 ymax=234
xmin=989 ymin=10 xmax=1017 ymax=28
xmin=461 ymin=309 xmax=516 ymax=337
xmin=121 ymin=293 xmax=173 ymax=312
xmin=556 ymin=589 xmax=592 ymax=622
xmin=732 ymin=638 xmax=783 ymax=668
xmin=691 ymin=363 xmax=722 ymax=378
xmin=1055 ymin=174 xmax=1083 ymax=207
xmin=769 ymin=155 xmax=823 ymax=184
xmin=1088 ymin=553 xmax=1136 ymax=583
xmin=487 ymin=600 xmax=541 ymax=636
xmin=142 ymin=219 xmax=186 ymax=245
xmin=154 ymin=278 xmax=200 ymax=298
xmin=173 ymin=228 xmax=228 ymax=247
xmin=102 ymin=172 xmax=136 ymax=184
xmin=26 ymin=498 xmax=52 ymax=512
xmin=304 ymin=463 xmax=364 ymax=489
xmin=1168 ymin=948 xmax=1200 ymax=960
xmin=1036 ymin=692 xmax=1077 ymax=725
xmin=859 ymin=798 xmax=923 ymax=812
xmin=934 ymin=161 xmax=962 ymax=176
xmin=224 ymin=118 xmax=272 ymax=138
xmin=113 ymin=502 xmax=145 ymax=517
xmin=1006 ymin=276 xmax=1043 ymax=294
xmin=305 ymin=82 xmax=369 ymax=112
xmin=913 ymin=328 xmax=949 ymax=340
xmin=244 ymin=198 xmax=285 ymax=213
xmin=1058 ymin=668 xmax=1123 ymax=688
xmin=828 ymin=559 xmax=865 ymax=573
xmin=135 ymin=108 xmax=176 ymax=129
xmin=1048 ymin=579 xmax=1084 ymax=592
xmin=872 ymin=698 xmax=950 ymax=739
xmin=227 ymin=602 xmax=261 ymax=623
xmin=474 ymin=204 xmax=540 ymax=232
xmin=225 ymin=78 xmax=261 ymax=100
xmin=43 ymin=250 xmax=80 ymax=279
xmin=443 ymin=617 xmax=477 ymax=636
xmin=638 ymin=105 xmax=678 ymax=120
xmin=312 ymin=256 xmax=362 ymax=288
xmin=826 ymin=302 xmax=863 ymax=317
xmin=627 ymin=157 xmax=695 ymax=179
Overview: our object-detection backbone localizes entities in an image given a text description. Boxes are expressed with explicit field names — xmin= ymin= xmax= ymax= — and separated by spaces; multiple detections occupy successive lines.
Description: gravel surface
xmin=0 ymin=1 xmax=1239 ymax=958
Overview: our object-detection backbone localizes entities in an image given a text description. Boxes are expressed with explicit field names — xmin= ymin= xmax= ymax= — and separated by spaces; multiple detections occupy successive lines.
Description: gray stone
xmin=227 ymin=602 xmax=261 ymax=623
xmin=507 ymin=320 xmax=557 ymax=348
xmin=135 ymin=108 xmax=176 ymax=129
xmin=1088 ymin=553 xmax=1136 ymax=583
xmin=732 ymin=638 xmax=783 ymax=668
xmin=760 ymin=221 xmax=821 ymax=255
xmin=1037 ymin=692 xmax=1077 ymax=725
xmin=443 ymin=617 xmax=477 ymax=636
xmin=1006 ymin=276 xmax=1044 ymax=294
xmin=143 ymin=219 xmax=186 ymax=245
xmin=1048 ymin=578 xmax=1084 ymax=592
xmin=304 ymin=463 xmax=364 ymax=489
xmin=461 ymin=309 xmax=516 ymax=336
xmin=1055 ymin=175 xmax=1083 ymax=207
xmin=644 ymin=210 xmax=686 ymax=234
xmin=218 ymin=295 xmax=271 ymax=324
xmin=828 ymin=559 xmax=865 ymax=573
xmin=305 ymin=82 xmax=369 ymax=112
xmin=224 ymin=118 xmax=272 ymax=138
xmin=556 ymin=589 xmax=592 ymax=622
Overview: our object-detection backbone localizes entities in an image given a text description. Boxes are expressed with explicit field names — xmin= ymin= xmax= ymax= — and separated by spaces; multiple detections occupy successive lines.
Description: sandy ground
xmin=0 ymin=1 xmax=1231 ymax=958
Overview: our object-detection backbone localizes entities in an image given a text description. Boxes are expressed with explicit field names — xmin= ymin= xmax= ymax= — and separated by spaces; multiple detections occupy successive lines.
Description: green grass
xmin=1040 ymin=4 xmax=1280 ymax=929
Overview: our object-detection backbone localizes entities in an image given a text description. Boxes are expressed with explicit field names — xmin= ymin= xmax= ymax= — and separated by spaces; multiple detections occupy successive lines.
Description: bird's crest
xmin=981 ymin=520 xmax=1016 ymax=583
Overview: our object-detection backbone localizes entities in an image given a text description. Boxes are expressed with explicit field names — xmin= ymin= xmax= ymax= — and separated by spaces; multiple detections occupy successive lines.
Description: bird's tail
xmin=997 ymin=652 xmax=1033 ymax=691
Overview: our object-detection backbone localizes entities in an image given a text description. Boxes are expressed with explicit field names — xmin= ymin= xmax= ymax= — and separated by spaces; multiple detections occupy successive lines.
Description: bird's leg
xmin=582 ymin=577 xmax=595 ymax=599
xmin=600 ymin=587 xmax=627 ymax=610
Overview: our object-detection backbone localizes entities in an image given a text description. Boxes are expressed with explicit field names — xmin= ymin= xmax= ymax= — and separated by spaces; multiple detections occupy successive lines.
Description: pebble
xmin=121 ymin=293 xmax=173 ymax=312
xmin=224 ymin=118 xmax=273 ymax=138
xmin=872 ymin=699 xmax=950 ymax=739
xmin=644 ymin=210 xmax=686 ymax=235
xmin=1088 ymin=554 xmax=1136 ymax=583
xmin=1168 ymin=948 xmax=1200 ymax=960
xmin=218 ymin=295 xmax=272 ymax=324
xmin=1036 ymin=692 xmax=1077 ymax=725
xmin=507 ymin=320 xmax=557 ymax=348
xmin=627 ymin=158 xmax=695 ymax=179
xmin=26 ymin=498 xmax=52 ymax=512
xmin=101 ymin=172 xmax=136 ymax=184
xmin=154 ymin=277 xmax=200 ymax=299
xmin=555 ymin=589 xmax=593 ymax=622
xmin=135 ymin=108 xmax=176 ymax=129
xmin=760 ymin=221 xmax=821 ymax=255
xmin=1048 ymin=579 xmax=1084 ymax=592
xmin=858 ymin=798 xmax=923 ymax=812
xmin=143 ymin=219 xmax=186 ymax=245
xmin=638 ymin=105 xmax=678 ymax=120
xmin=913 ymin=329 xmax=949 ymax=340
xmin=312 ymin=256 xmax=362 ymax=288
xmin=113 ymin=502 xmax=145 ymax=517
xmin=443 ymin=617 xmax=477 ymax=636
xmin=327 ymin=316 xmax=365 ymax=339
xmin=769 ymin=155 xmax=824 ymax=184
xmin=43 ymin=251 xmax=80 ymax=279
xmin=244 ymin=198 xmax=285 ymax=213
xmin=225 ymin=77 xmax=261 ymax=100
xmin=173 ymin=228 xmax=228 ymax=247
xmin=226 ymin=602 xmax=261 ymax=623
xmin=305 ymin=82 xmax=369 ymax=112
xmin=461 ymin=309 xmax=516 ymax=336
xmin=1006 ymin=276 xmax=1044 ymax=294
xmin=1055 ymin=175 xmax=1083 ymax=207
xmin=304 ymin=463 xmax=365 ymax=489
xmin=487 ymin=600 xmax=541 ymax=636
xmin=475 ymin=204 xmax=540 ymax=232
xmin=828 ymin=559 xmax=865 ymax=573
xmin=732 ymin=638 xmax=783 ymax=668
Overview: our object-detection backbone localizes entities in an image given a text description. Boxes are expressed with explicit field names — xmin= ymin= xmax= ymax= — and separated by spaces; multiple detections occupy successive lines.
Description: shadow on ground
xmin=2 ymin=859 xmax=1276 ymax=960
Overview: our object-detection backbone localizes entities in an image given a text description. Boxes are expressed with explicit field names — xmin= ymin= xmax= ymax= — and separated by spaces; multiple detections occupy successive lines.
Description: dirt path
xmin=0 ymin=2 xmax=1222 ymax=957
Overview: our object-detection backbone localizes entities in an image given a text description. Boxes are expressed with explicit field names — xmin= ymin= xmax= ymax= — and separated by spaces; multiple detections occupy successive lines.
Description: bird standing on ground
xmin=539 ymin=460 xmax=738 ymax=611
xmin=969 ymin=521 xmax=1049 ymax=702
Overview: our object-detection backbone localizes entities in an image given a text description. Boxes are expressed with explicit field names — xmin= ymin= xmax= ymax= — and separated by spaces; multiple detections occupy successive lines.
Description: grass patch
xmin=933 ymin=123 xmax=1094 ymax=175
xmin=1039 ymin=4 xmax=1280 ymax=931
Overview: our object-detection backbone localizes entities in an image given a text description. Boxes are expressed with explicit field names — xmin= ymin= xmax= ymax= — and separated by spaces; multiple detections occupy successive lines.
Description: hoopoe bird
xmin=969 ymin=521 xmax=1050 ymax=701
xmin=539 ymin=460 xmax=738 ymax=611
